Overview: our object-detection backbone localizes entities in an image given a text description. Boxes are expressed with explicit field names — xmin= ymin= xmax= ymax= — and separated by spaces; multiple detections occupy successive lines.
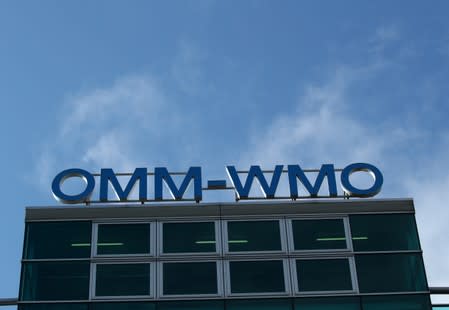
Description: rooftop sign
xmin=51 ymin=163 xmax=383 ymax=204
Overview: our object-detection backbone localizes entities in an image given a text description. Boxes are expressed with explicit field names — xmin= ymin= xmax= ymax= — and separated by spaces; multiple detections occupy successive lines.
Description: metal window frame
xmin=222 ymin=218 xmax=287 ymax=255
xmin=158 ymin=260 xmax=223 ymax=299
xmin=90 ymin=261 xmax=155 ymax=300
xmin=291 ymin=256 xmax=359 ymax=296
xmin=92 ymin=221 xmax=156 ymax=258
xmin=158 ymin=220 xmax=221 ymax=257
xmin=224 ymin=258 xmax=291 ymax=297
xmin=286 ymin=216 xmax=352 ymax=254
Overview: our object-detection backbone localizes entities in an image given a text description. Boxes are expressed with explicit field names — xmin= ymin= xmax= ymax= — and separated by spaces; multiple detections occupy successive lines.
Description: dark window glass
xmin=163 ymin=222 xmax=216 ymax=253
xmin=350 ymin=214 xmax=420 ymax=251
xmin=158 ymin=300 xmax=224 ymax=310
xmin=292 ymin=219 xmax=346 ymax=250
xmin=356 ymin=254 xmax=428 ymax=293
xmin=296 ymin=259 xmax=352 ymax=292
xmin=294 ymin=297 xmax=361 ymax=310
xmin=230 ymin=260 xmax=285 ymax=293
xmin=97 ymin=224 xmax=151 ymax=255
xmin=227 ymin=220 xmax=281 ymax=252
xmin=20 ymin=262 xmax=90 ymax=301
xmin=24 ymin=221 xmax=91 ymax=259
xmin=227 ymin=299 xmax=292 ymax=310
xmin=19 ymin=304 xmax=89 ymax=310
xmin=362 ymin=294 xmax=432 ymax=310
xmin=96 ymin=264 xmax=151 ymax=296
xmin=163 ymin=262 xmax=217 ymax=295
xmin=91 ymin=302 xmax=156 ymax=310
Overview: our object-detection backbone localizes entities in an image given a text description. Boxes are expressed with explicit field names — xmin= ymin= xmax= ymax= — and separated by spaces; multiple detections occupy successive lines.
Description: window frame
xmin=222 ymin=218 xmax=287 ymax=254
xmin=158 ymin=260 xmax=223 ymax=299
xmin=287 ymin=216 xmax=353 ymax=253
xmin=224 ymin=258 xmax=291 ymax=297
xmin=158 ymin=220 xmax=221 ymax=256
xmin=92 ymin=221 xmax=156 ymax=257
xmin=291 ymin=256 xmax=359 ymax=296
xmin=90 ymin=261 xmax=155 ymax=300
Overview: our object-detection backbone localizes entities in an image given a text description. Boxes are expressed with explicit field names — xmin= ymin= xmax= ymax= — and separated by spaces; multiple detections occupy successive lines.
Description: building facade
xmin=18 ymin=199 xmax=434 ymax=310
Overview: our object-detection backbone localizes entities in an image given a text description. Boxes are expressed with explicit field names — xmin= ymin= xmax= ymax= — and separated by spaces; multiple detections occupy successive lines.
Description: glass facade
xmin=226 ymin=220 xmax=282 ymax=252
xmin=97 ymin=223 xmax=151 ymax=255
xmin=19 ymin=208 xmax=431 ymax=310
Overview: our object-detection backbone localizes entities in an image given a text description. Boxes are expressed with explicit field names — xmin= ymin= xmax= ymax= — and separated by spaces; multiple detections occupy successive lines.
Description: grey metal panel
xmin=25 ymin=198 xmax=414 ymax=221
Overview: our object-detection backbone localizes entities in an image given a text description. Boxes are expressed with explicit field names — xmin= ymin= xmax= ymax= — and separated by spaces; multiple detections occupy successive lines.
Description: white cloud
xmin=240 ymin=59 xmax=449 ymax=288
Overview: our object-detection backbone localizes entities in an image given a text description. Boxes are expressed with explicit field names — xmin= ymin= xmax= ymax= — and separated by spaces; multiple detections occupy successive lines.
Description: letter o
xmin=340 ymin=163 xmax=383 ymax=198
xmin=52 ymin=168 xmax=95 ymax=204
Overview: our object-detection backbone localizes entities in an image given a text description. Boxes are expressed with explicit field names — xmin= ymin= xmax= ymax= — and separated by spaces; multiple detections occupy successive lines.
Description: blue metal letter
xmin=52 ymin=168 xmax=95 ymax=204
xmin=340 ymin=163 xmax=383 ymax=197
xmin=154 ymin=167 xmax=202 ymax=201
xmin=100 ymin=168 xmax=148 ymax=201
xmin=226 ymin=165 xmax=283 ymax=199
xmin=288 ymin=164 xmax=337 ymax=198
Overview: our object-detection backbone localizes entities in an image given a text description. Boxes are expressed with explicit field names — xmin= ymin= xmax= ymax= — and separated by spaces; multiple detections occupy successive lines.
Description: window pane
xmin=20 ymin=262 xmax=90 ymax=301
xmin=294 ymin=297 xmax=361 ymax=310
xmin=163 ymin=222 xmax=216 ymax=253
xmin=158 ymin=300 xmax=224 ymax=310
xmin=292 ymin=219 xmax=346 ymax=250
xmin=96 ymin=264 xmax=150 ymax=296
xmin=350 ymin=214 xmax=420 ymax=251
xmin=163 ymin=262 xmax=217 ymax=295
xmin=227 ymin=221 xmax=281 ymax=252
xmin=230 ymin=260 xmax=285 ymax=294
xmin=356 ymin=254 xmax=428 ymax=293
xmin=91 ymin=303 xmax=156 ymax=310
xmin=19 ymin=304 xmax=89 ymax=310
xmin=227 ymin=299 xmax=292 ymax=310
xmin=24 ymin=222 xmax=91 ymax=259
xmin=296 ymin=259 xmax=352 ymax=292
xmin=362 ymin=294 xmax=432 ymax=310
xmin=97 ymin=224 xmax=151 ymax=255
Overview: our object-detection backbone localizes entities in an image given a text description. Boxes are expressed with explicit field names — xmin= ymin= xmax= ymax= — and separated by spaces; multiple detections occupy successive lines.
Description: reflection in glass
xmin=296 ymin=259 xmax=352 ymax=292
xmin=20 ymin=262 xmax=90 ymax=301
xmin=97 ymin=224 xmax=151 ymax=255
xmin=227 ymin=220 xmax=281 ymax=252
xmin=163 ymin=222 xmax=216 ymax=253
xmin=292 ymin=219 xmax=346 ymax=250
xmin=96 ymin=264 xmax=150 ymax=296
xmin=163 ymin=262 xmax=217 ymax=295
xmin=230 ymin=260 xmax=285 ymax=293
xmin=24 ymin=221 xmax=91 ymax=259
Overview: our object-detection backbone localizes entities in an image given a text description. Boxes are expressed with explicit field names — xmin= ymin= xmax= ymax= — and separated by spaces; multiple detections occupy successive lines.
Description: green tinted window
xmin=91 ymin=303 xmax=156 ymax=310
xmin=163 ymin=262 xmax=217 ymax=295
xmin=20 ymin=261 xmax=90 ymax=301
xmin=356 ymin=254 xmax=428 ymax=293
xmin=227 ymin=220 xmax=281 ymax=252
xmin=362 ymin=294 xmax=432 ymax=310
xmin=292 ymin=219 xmax=347 ymax=250
xmin=96 ymin=264 xmax=151 ymax=296
xmin=229 ymin=260 xmax=285 ymax=293
xmin=97 ymin=223 xmax=151 ymax=255
xmin=163 ymin=222 xmax=216 ymax=253
xmin=24 ymin=221 xmax=91 ymax=259
xmin=296 ymin=259 xmax=352 ymax=292
xmin=227 ymin=299 xmax=292 ymax=310
xmin=294 ymin=297 xmax=361 ymax=310
xmin=350 ymin=214 xmax=420 ymax=251
xmin=158 ymin=300 xmax=224 ymax=310
xmin=19 ymin=304 xmax=89 ymax=310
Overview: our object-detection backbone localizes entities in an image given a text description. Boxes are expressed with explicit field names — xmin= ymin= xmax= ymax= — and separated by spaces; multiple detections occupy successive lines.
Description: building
xmin=17 ymin=198 xmax=442 ymax=310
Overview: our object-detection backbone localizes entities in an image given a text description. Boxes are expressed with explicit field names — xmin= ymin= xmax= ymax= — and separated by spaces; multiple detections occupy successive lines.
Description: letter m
xmin=288 ymin=164 xmax=337 ymax=198
xmin=154 ymin=167 xmax=202 ymax=201
xmin=100 ymin=168 xmax=148 ymax=201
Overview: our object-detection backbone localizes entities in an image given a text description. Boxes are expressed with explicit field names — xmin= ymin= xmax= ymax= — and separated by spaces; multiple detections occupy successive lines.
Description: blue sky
xmin=1 ymin=0 xmax=449 ymax=305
